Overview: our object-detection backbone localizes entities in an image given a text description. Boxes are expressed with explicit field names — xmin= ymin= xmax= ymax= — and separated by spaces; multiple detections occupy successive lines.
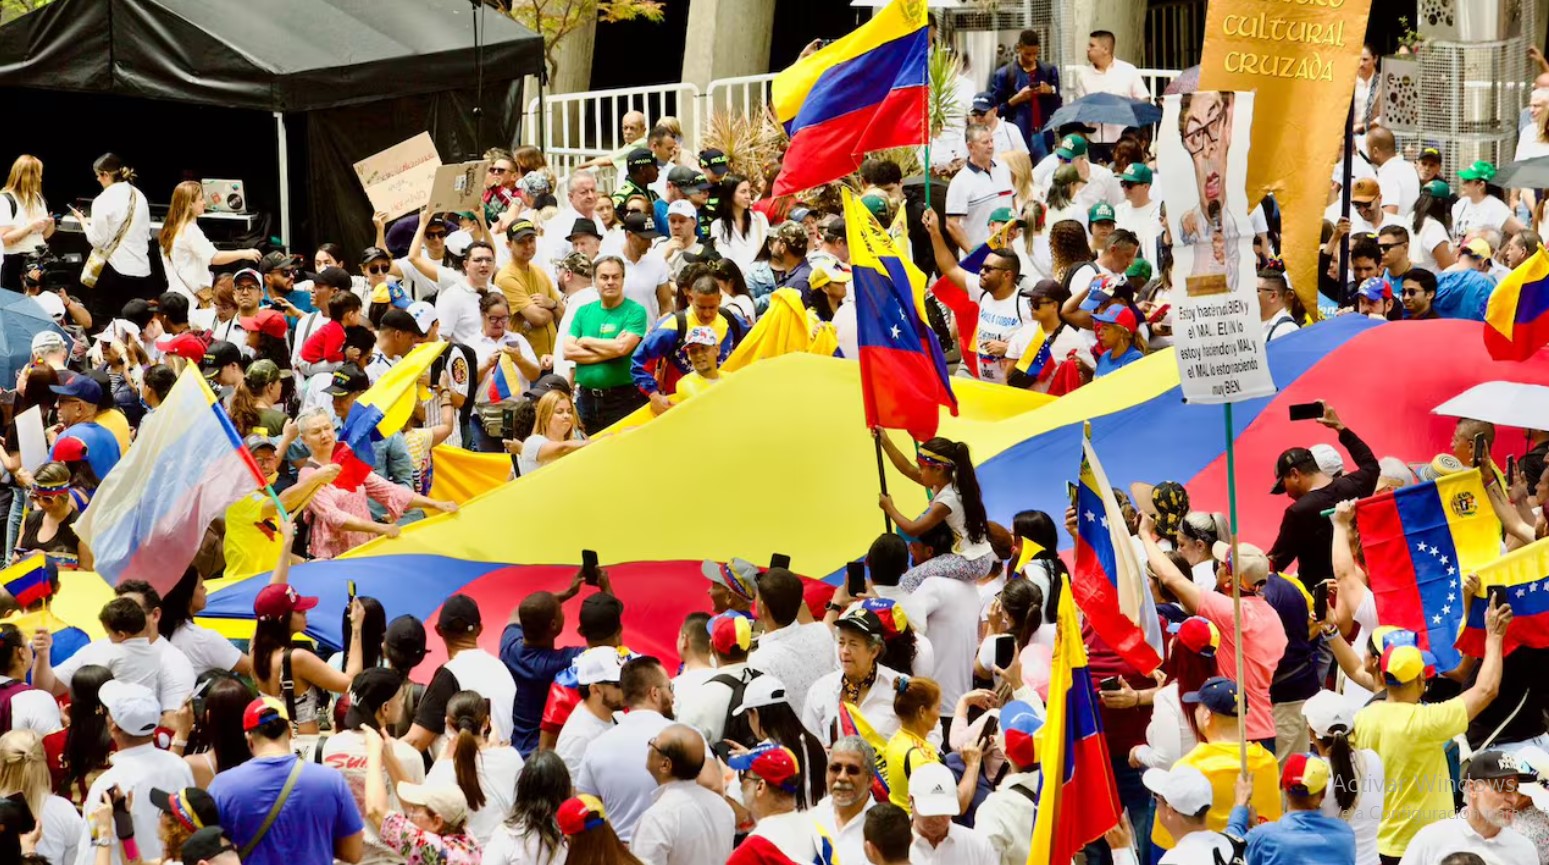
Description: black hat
xmin=835 ymin=607 xmax=884 ymax=639
xmin=626 ymin=147 xmax=655 ymax=171
xmin=149 ymin=787 xmax=220 ymax=832
xmin=343 ymin=667 xmax=406 ymax=730
xmin=180 ymin=827 xmax=238 ymax=864
xmin=567 ymin=218 xmax=602 ymax=241
xmin=324 ymin=364 xmax=370 ymax=396
xmin=506 ymin=219 xmax=538 ymax=240
xmin=578 ymin=593 xmax=624 ymax=641
xmin=523 ymin=373 xmax=572 ymax=402
xmin=699 ymin=148 xmax=730 ymax=175
xmin=667 ymin=166 xmax=710 ymax=192
xmin=199 ymin=340 xmax=242 ymax=376
xmin=1464 ymin=750 xmax=1540 ymax=782
xmin=384 ymin=614 xmax=428 ymax=669
xmin=437 ymin=594 xmax=482 ymax=634
xmin=360 ymin=246 xmax=392 ymax=265
xmin=622 ymin=212 xmax=662 ymax=237
xmin=313 ymin=265 xmax=354 ymax=292
xmin=259 ymin=251 xmax=299 ymax=274
xmin=1270 ymin=447 xmax=1320 ymax=495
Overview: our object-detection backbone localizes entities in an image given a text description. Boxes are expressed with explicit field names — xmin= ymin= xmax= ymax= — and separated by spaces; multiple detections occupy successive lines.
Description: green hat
xmin=1055 ymin=134 xmax=1088 ymax=160
xmin=1458 ymin=160 xmax=1496 ymax=182
xmin=1422 ymin=179 xmax=1452 ymax=198
xmin=860 ymin=193 xmax=889 ymax=221
xmin=1121 ymin=163 xmax=1154 ymax=184
xmin=1088 ymin=201 xmax=1116 ymax=224
xmin=1125 ymin=258 xmax=1153 ymax=283
xmin=987 ymin=206 xmax=1021 ymax=227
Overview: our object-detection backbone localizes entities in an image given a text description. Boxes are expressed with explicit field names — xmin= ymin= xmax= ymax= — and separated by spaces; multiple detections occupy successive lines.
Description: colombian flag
xmin=1355 ymin=468 xmax=1500 ymax=672
xmin=1071 ymin=432 xmax=1164 ymax=674
xmin=1030 ymin=572 xmax=1124 ymax=864
xmin=1 ymin=555 xmax=55 ymax=608
xmin=770 ymin=0 xmax=928 ymax=195
xmin=845 ymin=188 xmax=957 ymax=441
xmin=1485 ymin=247 xmax=1549 ymax=360
xmin=335 ymin=341 xmax=449 ymax=489
xmin=1460 ymin=536 xmax=1549 ymax=656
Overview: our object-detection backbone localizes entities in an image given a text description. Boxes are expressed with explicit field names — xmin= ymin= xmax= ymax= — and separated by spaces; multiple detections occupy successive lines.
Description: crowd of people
xmin=0 ymin=14 xmax=1547 ymax=865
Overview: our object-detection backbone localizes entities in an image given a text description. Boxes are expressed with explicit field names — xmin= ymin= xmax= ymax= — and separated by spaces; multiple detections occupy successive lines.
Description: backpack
xmin=711 ymin=668 xmax=762 ymax=748
xmin=1060 ymin=260 xmax=1097 ymax=296
xmin=1215 ymin=831 xmax=1248 ymax=865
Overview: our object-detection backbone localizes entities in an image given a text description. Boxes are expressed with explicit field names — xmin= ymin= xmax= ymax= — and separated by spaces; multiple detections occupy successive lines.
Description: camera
xmin=22 ymin=244 xmax=84 ymax=291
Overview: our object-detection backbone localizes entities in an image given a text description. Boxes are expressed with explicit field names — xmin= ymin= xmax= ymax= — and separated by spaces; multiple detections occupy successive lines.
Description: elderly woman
xmin=805 ymin=602 xmax=906 ymax=747
xmin=295 ymin=408 xmax=458 ymax=559
xmin=363 ymin=726 xmax=483 ymax=865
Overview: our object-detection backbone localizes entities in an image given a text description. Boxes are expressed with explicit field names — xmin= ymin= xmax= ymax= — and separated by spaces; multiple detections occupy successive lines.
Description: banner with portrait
xmin=1157 ymin=91 xmax=1275 ymax=404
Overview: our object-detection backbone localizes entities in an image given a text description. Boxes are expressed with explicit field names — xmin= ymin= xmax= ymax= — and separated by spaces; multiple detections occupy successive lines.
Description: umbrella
xmin=1493 ymin=156 xmax=1549 ymax=190
xmin=0 ymin=289 xmax=69 ymax=385
xmin=1163 ymin=65 xmax=1201 ymax=96
xmin=1432 ymin=381 xmax=1549 ymax=431
xmin=1042 ymin=92 xmax=1162 ymax=133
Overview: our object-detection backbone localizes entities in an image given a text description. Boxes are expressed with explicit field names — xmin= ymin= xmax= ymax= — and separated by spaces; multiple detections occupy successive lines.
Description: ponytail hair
xmin=892 ymin=675 xmax=941 ymax=724
xmin=1323 ymin=727 xmax=1359 ymax=814
xmin=92 ymin=153 xmax=136 ymax=184
xmin=446 ymin=690 xmax=489 ymax=811
xmin=922 ymin=437 xmax=988 ymax=544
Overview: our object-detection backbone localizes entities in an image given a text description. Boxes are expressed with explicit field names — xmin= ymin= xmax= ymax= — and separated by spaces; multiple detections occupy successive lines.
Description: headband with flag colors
xmin=334 ymin=340 xmax=449 ymax=488
xmin=844 ymin=187 xmax=957 ymax=441
xmin=1 ymin=554 xmax=55 ymax=608
xmin=1484 ymin=246 xmax=1549 ymax=360
xmin=770 ymin=0 xmax=928 ymax=195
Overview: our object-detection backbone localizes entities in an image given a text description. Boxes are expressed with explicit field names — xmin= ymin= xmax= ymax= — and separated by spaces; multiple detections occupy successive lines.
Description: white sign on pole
xmin=1156 ymin=91 xmax=1276 ymax=404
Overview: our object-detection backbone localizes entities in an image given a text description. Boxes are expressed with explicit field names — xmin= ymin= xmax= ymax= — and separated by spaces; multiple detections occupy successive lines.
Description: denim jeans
xmin=576 ymin=385 xmax=647 ymax=433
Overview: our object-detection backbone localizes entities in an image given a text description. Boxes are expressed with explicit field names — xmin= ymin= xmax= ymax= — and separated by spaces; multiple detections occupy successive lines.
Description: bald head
xmin=655 ymin=723 xmax=705 ymax=780
xmin=622 ymin=111 xmax=647 ymax=142
xmin=517 ymin=591 xmax=562 ymax=640
xmin=1537 ymin=72 xmax=1549 ymax=90
xmin=1366 ymin=126 xmax=1396 ymax=161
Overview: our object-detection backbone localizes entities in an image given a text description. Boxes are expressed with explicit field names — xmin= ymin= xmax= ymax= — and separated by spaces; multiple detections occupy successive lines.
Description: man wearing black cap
xmin=969 ymin=91 xmax=1029 ymax=156
xmin=177 ymin=826 xmax=241 ymax=865
xmin=199 ymin=340 xmax=244 ymax=390
xmin=258 ymin=251 xmax=314 ymax=322
xmin=402 ymin=594 xmax=517 ymax=752
xmin=292 ymin=266 xmax=353 ymax=372
xmin=1401 ymin=750 xmax=1539 ymax=865
xmin=1265 ymin=402 xmax=1380 ymax=590
xmin=612 ymin=148 xmax=661 ymax=211
xmin=495 ymin=219 xmax=565 ymax=360
xmin=620 ymin=212 xmax=674 ymax=323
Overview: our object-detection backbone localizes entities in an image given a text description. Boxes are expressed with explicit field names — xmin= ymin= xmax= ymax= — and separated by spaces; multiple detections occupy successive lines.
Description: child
xmin=300 ymin=292 xmax=364 ymax=367
xmin=876 ymin=432 xmax=996 ymax=590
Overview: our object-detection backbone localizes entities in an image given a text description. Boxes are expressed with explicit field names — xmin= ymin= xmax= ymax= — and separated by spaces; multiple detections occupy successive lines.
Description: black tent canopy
xmin=0 ymin=0 xmax=544 ymax=251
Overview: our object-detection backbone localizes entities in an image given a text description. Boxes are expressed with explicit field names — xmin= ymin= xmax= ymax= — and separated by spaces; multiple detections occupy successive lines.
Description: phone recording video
xmin=581 ymin=549 xmax=600 ymax=585
xmin=845 ymin=561 xmax=867 ymax=597
xmin=1288 ymin=401 xmax=1324 ymax=422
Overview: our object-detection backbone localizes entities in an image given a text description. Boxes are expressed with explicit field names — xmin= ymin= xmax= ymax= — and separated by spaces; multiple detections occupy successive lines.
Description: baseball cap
xmin=243 ymin=694 xmax=289 ymax=731
xmin=558 ymin=794 xmax=608 ymax=836
xmin=1173 ymin=617 xmax=1221 ymax=659
xmin=522 ymin=373 xmax=572 ymax=402
xmin=577 ymin=594 xmax=624 ymax=643
xmin=199 ymin=340 xmax=242 ymax=377
xmin=1462 ymin=237 xmax=1493 ymax=259
xmin=970 ymin=91 xmax=997 ymax=113
xmin=1310 ymin=443 xmax=1346 ymax=477
xmin=574 ymin=646 xmax=626 ymax=686
xmin=50 ymin=373 xmax=103 ymax=404
xmin=506 ymin=219 xmax=538 ymax=240
xmin=1418 ymin=145 xmax=1443 ymax=163
xmin=1422 ymin=179 xmax=1452 ymax=198
xmin=810 ymin=263 xmax=852 ymax=292
xmin=701 ymin=558 xmax=758 ymax=602
xmin=324 ymin=365 xmax=370 ymax=395
xmin=1093 ymin=304 xmax=1138 ymax=334
xmin=729 ymin=742 xmax=801 ymax=793
xmin=1055 ymin=134 xmax=1089 ymax=160
xmin=1143 ymin=765 xmax=1214 ymax=815
xmin=1211 ymin=540 xmax=1271 ymax=588
xmin=1458 ymin=160 xmax=1496 ymax=182
xmin=788 ymin=206 xmax=813 ymax=223
xmin=31 ymin=330 xmax=67 ymax=355
xmin=240 ymin=308 xmax=289 ymax=341
xmin=1357 ymin=275 xmax=1393 ymax=301
xmin=314 ymin=265 xmax=355 ymax=292
xmin=360 ymin=246 xmax=392 ymax=266
xmin=1121 ymin=163 xmax=1154 ymax=184
xmin=260 ymin=251 xmax=299 ymax=274
xmin=438 ymin=594 xmax=482 ymax=634
xmin=1380 ymin=643 xmax=1432 ymax=685
xmin=406 ymin=301 xmax=439 ymax=337
xmin=699 ymin=148 xmax=731 ymax=175
xmin=860 ymin=597 xmax=909 ymax=639
xmin=708 ymin=613 xmax=754 ymax=655
xmin=1368 ymin=625 xmax=1419 ymax=656
xmin=1351 ymin=177 xmax=1381 ymax=204
xmin=1465 ymin=750 xmax=1541 ymax=784
xmin=51 ymin=436 xmax=88 ymax=464
xmin=667 ymin=199 xmax=698 ymax=221
xmin=859 ymin=194 xmax=889 ymax=221
xmin=1088 ymin=201 xmax=1117 ymax=224
xmin=445 ymin=230 xmax=474 ymax=257
xmin=773 ymin=221 xmax=807 ymax=248
xmin=1125 ymin=258 xmax=1153 ymax=283
xmin=384 ymin=614 xmax=427 ymax=667
xmin=1301 ymin=690 xmax=1355 ymax=739
xmin=155 ymin=332 xmax=206 ymax=363
xmin=1270 ymin=446 xmax=1320 ymax=494
xmin=397 ymin=782 xmax=469 ymax=828
xmin=667 ymin=166 xmax=711 ymax=192
xmin=343 ymin=667 xmax=405 ymax=730
xmin=233 ymin=267 xmax=263 ymax=286
xmin=243 ymin=433 xmax=279 ymax=454
xmin=1000 ymin=700 xmax=1043 ymax=769
xmin=558 ymin=252 xmax=595 ymax=278
xmin=150 ymin=787 xmax=220 ymax=832
xmin=518 ymin=172 xmax=551 ymax=197
xmin=567 ymin=218 xmax=602 ymax=241
xmin=734 ymin=673 xmax=789 ymax=716
xmin=622 ymin=212 xmax=662 ymax=237
xmin=100 ymin=680 xmax=160 ymax=737
xmin=1182 ymin=676 xmax=1240 ymax=716
xmin=180 ymin=827 xmax=237 ymax=863
xmin=987 ymin=205 xmax=1021 ymax=227
xmin=626 ymin=148 xmax=656 ymax=171
xmin=1281 ymin=753 xmax=1332 ymax=796
xmin=682 ymin=325 xmax=718 ymax=348
xmin=908 ymin=762 xmax=959 ymax=816
xmin=254 ymin=583 xmax=319 ymax=621
xmin=835 ymin=605 xmax=884 ymax=639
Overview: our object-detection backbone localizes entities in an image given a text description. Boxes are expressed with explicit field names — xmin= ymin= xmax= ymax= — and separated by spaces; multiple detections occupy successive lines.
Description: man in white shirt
xmin=73 ymin=681 xmax=196 ymax=865
xmin=37 ymin=594 xmax=193 ymax=718
xmin=632 ymin=723 xmax=736 ymax=865
xmin=549 ymin=252 xmax=598 ymax=382
xmin=670 ymin=612 xmax=716 ymax=719
xmin=969 ymin=92 xmax=1029 ymax=156
xmin=1258 ymin=270 xmax=1300 ymax=341
xmin=677 ymin=612 xmax=756 ymax=743
xmin=619 ymin=212 xmax=673 ymax=324
xmin=748 ymin=568 xmax=836 ymax=720
xmin=945 ymin=125 xmax=1016 ymax=254
xmin=1367 ymin=127 xmax=1420 ymax=217
xmin=1116 ymin=163 xmax=1165 ymax=266
xmin=554 ymin=646 xmax=624 ymax=780
xmin=435 ymin=241 xmax=495 ymax=346
xmin=1350 ymin=178 xmax=1406 ymax=235
xmin=292 ymin=266 xmax=352 ymax=374
xmin=1399 ymin=750 xmax=1540 ymax=865
xmin=907 ymin=763 xmax=996 ymax=865
xmin=1071 ymin=30 xmax=1151 ymax=144
xmin=545 ymin=171 xmax=601 ymax=254
xmin=921 ymin=208 xmax=1024 ymax=385
xmin=813 ymin=737 xmax=878 ymax=865
xmin=576 ymin=656 xmax=679 ymax=842
xmin=727 ymin=744 xmax=832 ymax=865
xmin=1142 ymin=764 xmax=1235 ymax=865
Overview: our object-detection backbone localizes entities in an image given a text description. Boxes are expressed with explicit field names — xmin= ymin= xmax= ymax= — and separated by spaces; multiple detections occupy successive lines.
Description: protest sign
xmin=427 ymin=160 xmax=491 ymax=214
xmin=15 ymin=406 xmax=47 ymax=472
xmin=353 ymin=133 xmax=442 ymax=220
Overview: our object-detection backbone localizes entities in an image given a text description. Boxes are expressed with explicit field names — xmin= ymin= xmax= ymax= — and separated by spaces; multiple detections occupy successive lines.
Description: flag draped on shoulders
xmin=1460 ymin=535 xmax=1549 ymax=656
xmin=335 ymin=341 xmax=449 ymax=488
xmin=844 ymin=188 xmax=957 ymax=440
xmin=770 ymin=0 xmax=929 ymax=195
xmin=1485 ymin=246 xmax=1549 ymax=360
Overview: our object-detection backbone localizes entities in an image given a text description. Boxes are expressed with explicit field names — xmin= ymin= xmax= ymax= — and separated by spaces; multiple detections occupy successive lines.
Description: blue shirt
xmin=500 ymin=622 xmax=585 ymax=756
xmin=1228 ymin=806 xmax=1356 ymax=865
xmin=210 ymin=754 xmax=363 ymax=865
xmin=57 ymin=422 xmax=121 ymax=482
xmin=1263 ymin=574 xmax=1321 ymax=703
xmin=1093 ymin=346 xmax=1144 ymax=377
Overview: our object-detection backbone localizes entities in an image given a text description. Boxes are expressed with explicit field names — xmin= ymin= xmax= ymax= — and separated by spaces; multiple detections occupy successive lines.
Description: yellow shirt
xmin=96 ymin=408 xmax=132 ymax=455
xmin=1354 ymin=697 xmax=1468 ymax=856
xmin=495 ymin=261 xmax=562 ymax=358
xmin=1152 ymin=741 xmax=1281 ymax=849
xmin=883 ymin=728 xmax=938 ymax=812
xmin=223 ymin=491 xmax=284 ymax=579
xmin=671 ymin=369 xmax=731 ymax=401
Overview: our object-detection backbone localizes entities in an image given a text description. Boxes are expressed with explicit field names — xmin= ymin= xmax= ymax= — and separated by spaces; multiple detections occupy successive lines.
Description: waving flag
xmin=845 ymin=188 xmax=957 ymax=440
xmin=770 ymin=0 xmax=929 ymax=195
xmin=1459 ymin=536 xmax=1549 ymax=657
xmin=76 ymin=366 xmax=265 ymax=594
xmin=1355 ymin=468 xmax=1500 ymax=672
xmin=335 ymin=341 xmax=449 ymax=488
xmin=1485 ymin=247 xmax=1549 ymax=360
xmin=485 ymin=353 xmax=520 ymax=403
xmin=1 ymin=555 xmax=56 ymax=607
xmin=1030 ymin=572 xmax=1124 ymax=864
xmin=837 ymin=702 xmax=892 ymax=801
xmin=1071 ymin=431 xmax=1164 ymax=673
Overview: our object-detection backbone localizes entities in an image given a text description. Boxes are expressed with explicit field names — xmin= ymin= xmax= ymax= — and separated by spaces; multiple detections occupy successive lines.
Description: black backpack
xmin=1061 ymin=260 xmax=1097 ymax=295
xmin=711 ymin=668 xmax=762 ymax=748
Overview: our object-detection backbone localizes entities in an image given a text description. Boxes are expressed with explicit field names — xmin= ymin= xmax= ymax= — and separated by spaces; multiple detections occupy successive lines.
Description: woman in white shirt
xmin=1129 ymin=616 xmax=1217 ymax=772
xmin=710 ymin=174 xmax=769 ymax=275
xmin=1408 ymin=183 xmax=1457 ymax=273
xmin=425 ymin=690 xmax=525 ymax=845
xmin=482 ymin=750 xmax=568 ymax=865
xmin=1043 ymin=165 xmax=1089 ymax=232
xmin=0 ymin=154 xmax=56 ymax=290
xmin=711 ymin=259 xmax=757 ymax=325
xmin=1014 ymin=201 xmax=1054 ymax=285
xmin=70 ymin=153 xmax=154 ymax=308
xmin=471 ymin=293 xmax=541 ymax=453
xmin=159 ymin=181 xmax=261 ymax=304
xmin=1303 ymin=690 xmax=1386 ymax=865
xmin=321 ymin=667 xmax=426 ymax=865
xmin=516 ymin=391 xmax=587 ymax=476
xmin=0 ymin=728 xmax=82 ymax=865
xmin=1450 ymin=162 xmax=1522 ymax=241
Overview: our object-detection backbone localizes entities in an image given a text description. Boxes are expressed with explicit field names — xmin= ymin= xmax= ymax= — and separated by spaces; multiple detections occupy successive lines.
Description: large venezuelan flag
xmin=1030 ymin=573 xmax=1123 ymax=865
xmin=1355 ymin=469 xmax=1500 ymax=672
xmin=1460 ymin=536 xmax=1549 ymax=657
xmin=846 ymin=188 xmax=957 ymax=440
xmin=1485 ymin=247 xmax=1549 ymax=361
xmin=1072 ymin=434 xmax=1164 ymax=674
xmin=770 ymin=0 xmax=929 ymax=195
xmin=335 ymin=341 xmax=449 ymax=488
xmin=76 ymin=366 xmax=265 ymax=595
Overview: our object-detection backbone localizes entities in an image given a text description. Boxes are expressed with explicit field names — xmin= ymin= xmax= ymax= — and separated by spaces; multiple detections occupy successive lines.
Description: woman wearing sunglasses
xmin=14 ymin=461 xmax=92 ymax=570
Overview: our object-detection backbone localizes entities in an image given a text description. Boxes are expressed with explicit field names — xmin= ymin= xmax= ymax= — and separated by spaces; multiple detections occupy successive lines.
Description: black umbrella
xmin=1494 ymin=156 xmax=1549 ymax=189
xmin=1042 ymin=93 xmax=1163 ymax=132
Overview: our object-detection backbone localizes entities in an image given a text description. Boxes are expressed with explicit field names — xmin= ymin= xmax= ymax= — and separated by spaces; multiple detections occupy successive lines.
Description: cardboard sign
xmin=427 ymin=160 xmax=491 ymax=214
xmin=353 ymin=133 xmax=442 ymax=220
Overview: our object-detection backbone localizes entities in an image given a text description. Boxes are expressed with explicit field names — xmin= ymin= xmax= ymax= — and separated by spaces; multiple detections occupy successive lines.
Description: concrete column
xmin=550 ymin=15 xmax=599 ymax=95
xmin=1064 ymin=0 xmax=1149 ymax=68
xmin=681 ymin=0 xmax=777 ymax=91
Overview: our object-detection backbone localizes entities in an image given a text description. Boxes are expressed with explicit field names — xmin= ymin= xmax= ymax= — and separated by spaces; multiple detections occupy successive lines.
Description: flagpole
xmin=875 ymin=432 xmax=893 ymax=533
xmin=265 ymin=483 xmax=291 ymax=524
xmin=1224 ymin=403 xmax=1249 ymax=777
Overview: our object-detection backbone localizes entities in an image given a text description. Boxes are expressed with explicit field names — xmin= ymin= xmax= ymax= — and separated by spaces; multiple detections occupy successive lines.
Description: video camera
xmin=21 ymin=244 xmax=84 ymax=291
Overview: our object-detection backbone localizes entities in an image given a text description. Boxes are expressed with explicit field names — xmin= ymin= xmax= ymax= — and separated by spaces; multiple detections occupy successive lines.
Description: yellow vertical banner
xmin=1198 ymin=0 xmax=1374 ymax=319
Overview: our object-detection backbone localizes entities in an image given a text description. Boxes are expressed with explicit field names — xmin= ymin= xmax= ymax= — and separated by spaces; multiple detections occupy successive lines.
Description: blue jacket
xmin=987 ymin=60 xmax=1062 ymax=157
xmin=1432 ymin=269 xmax=1493 ymax=321
xmin=628 ymin=310 xmax=744 ymax=395
xmin=1228 ymin=806 xmax=1356 ymax=865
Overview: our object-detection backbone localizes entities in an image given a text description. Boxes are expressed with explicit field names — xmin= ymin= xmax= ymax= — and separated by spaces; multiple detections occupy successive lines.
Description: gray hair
xmin=964 ymin=123 xmax=991 ymax=145
xmin=830 ymin=735 xmax=877 ymax=769
xmin=296 ymin=407 xmax=333 ymax=434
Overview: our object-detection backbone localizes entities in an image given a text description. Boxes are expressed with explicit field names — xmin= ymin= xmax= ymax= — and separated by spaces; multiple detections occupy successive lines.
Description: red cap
xmin=50 ymin=435 xmax=89 ymax=464
xmin=239 ymin=309 xmax=290 ymax=341
xmin=253 ymin=583 xmax=318 ymax=621
xmin=556 ymin=795 xmax=607 ymax=836
xmin=729 ymin=743 xmax=801 ymax=792
xmin=242 ymin=695 xmax=289 ymax=731
xmin=1094 ymin=305 xmax=1139 ymax=334
xmin=1173 ymin=617 xmax=1221 ymax=659
xmin=157 ymin=332 xmax=209 ymax=363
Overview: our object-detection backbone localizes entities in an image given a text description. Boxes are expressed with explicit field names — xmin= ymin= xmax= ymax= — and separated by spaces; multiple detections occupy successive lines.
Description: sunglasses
xmin=489 ymin=167 xmax=509 ymax=174
xmin=979 ymin=263 xmax=1009 ymax=273
xmin=1353 ymin=200 xmax=1377 ymax=210
xmin=827 ymin=763 xmax=867 ymax=776
xmin=367 ymin=264 xmax=391 ymax=275
xmin=1400 ymin=288 xmax=1426 ymax=297
xmin=426 ymin=231 xmax=448 ymax=240
xmin=1377 ymin=242 xmax=1404 ymax=252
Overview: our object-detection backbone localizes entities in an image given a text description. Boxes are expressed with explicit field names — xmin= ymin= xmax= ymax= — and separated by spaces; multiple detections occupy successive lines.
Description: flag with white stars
xmin=1355 ymin=468 xmax=1501 ymax=672
xmin=1071 ymin=433 xmax=1163 ymax=673
xmin=1460 ymin=535 xmax=1549 ymax=657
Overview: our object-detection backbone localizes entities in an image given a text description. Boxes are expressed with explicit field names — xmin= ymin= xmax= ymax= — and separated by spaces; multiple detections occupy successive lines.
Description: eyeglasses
xmin=235 ymin=284 xmax=261 ymax=293
xmin=367 ymin=265 xmax=391 ymax=275
xmin=827 ymin=763 xmax=866 ymax=776
xmin=485 ymin=315 xmax=509 ymax=324
xmin=469 ymin=257 xmax=495 ymax=265
xmin=489 ymin=167 xmax=509 ymax=174
xmin=1181 ymin=104 xmax=1226 ymax=155
xmin=979 ymin=263 xmax=1009 ymax=273
xmin=1400 ymin=288 xmax=1426 ymax=297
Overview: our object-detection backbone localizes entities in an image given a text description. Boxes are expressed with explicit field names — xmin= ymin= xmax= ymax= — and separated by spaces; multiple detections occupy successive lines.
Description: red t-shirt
xmin=301 ymin=319 xmax=346 ymax=364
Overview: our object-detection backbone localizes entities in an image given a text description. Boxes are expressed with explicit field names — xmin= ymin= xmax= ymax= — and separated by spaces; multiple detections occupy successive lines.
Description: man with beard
xmin=1386 ymin=750 xmax=1537 ymax=865
xmin=575 ymin=656 xmax=679 ymax=843
xmin=554 ymin=647 xmax=627 ymax=780
xmin=813 ymin=736 xmax=881 ymax=865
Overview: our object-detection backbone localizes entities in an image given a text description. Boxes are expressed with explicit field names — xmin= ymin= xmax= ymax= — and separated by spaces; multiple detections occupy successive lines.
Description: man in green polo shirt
xmin=564 ymin=255 xmax=649 ymax=431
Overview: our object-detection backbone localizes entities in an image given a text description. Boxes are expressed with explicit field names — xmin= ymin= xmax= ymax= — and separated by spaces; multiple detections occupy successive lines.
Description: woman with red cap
xmin=557 ymin=794 xmax=643 ymax=864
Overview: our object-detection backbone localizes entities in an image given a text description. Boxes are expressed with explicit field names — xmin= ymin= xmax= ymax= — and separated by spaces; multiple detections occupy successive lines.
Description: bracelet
xmin=824 ymin=602 xmax=843 ymax=613
xmin=171 ymin=738 xmax=188 ymax=749
xmin=92 ymin=837 xmax=112 ymax=848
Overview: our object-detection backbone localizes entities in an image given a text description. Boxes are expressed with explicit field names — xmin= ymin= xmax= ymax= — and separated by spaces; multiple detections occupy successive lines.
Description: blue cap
xmin=971 ymin=91 xmax=997 ymax=113
xmin=1182 ymin=676 xmax=1240 ymax=716
xmin=50 ymin=373 xmax=103 ymax=404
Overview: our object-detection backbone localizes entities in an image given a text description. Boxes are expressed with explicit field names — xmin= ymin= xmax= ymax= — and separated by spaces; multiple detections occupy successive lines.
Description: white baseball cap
xmin=667 ymin=200 xmax=697 ymax=220
xmin=908 ymin=762 xmax=960 ymax=817
xmin=1310 ymin=444 xmax=1345 ymax=477
xmin=575 ymin=646 xmax=625 ymax=686
xmin=1142 ymin=765 xmax=1213 ymax=816
xmin=406 ymin=301 xmax=439 ymax=337
xmin=1301 ymin=690 xmax=1356 ymax=739
xmin=734 ymin=674 xmax=789 ymax=716
xmin=1515 ymin=746 xmax=1549 ymax=811
xmin=31 ymin=330 xmax=67 ymax=355
xmin=100 ymin=680 xmax=161 ymax=737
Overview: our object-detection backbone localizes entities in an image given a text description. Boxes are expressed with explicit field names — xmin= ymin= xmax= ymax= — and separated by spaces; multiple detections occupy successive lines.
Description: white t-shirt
xmin=555 ymin=704 xmax=615 ymax=781
xmin=622 ymin=249 xmax=672 ymax=324
xmin=1045 ymin=202 xmax=1088 ymax=231
xmin=989 ymin=120 xmax=1028 ymax=155
xmin=710 ymin=212 xmax=770 ymax=276
xmin=1262 ymin=311 xmax=1299 ymax=341
xmin=1071 ymin=59 xmax=1152 ymax=142
xmin=36 ymin=794 xmax=82 ymax=865
xmin=0 ymin=191 xmax=49 ymax=256
xmin=969 ymin=278 xmax=1024 ymax=385
xmin=436 ymin=280 xmax=485 ymax=347
xmin=1159 ymin=829 xmax=1236 ymax=865
xmin=481 ymin=824 xmax=569 ymax=865
xmin=162 ymin=222 xmax=218 ymax=302
xmin=55 ymin=636 xmax=195 ymax=711
xmin=399 ymin=257 xmax=461 ymax=303
xmin=1410 ymin=217 xmax=1451 ymax=273
xmin=1324 ymin=748 xmax=1386 ymax=865
xmin=1398 ymin=816 xmax=1538 ymax=865
xmin=946 ymin=160 xmax=1016 ymax=252
xmin=1006 ymin=321 xmax=1094 ymax=376
xmin=1076 ymin=164 xmax=1124 ymax=215
xmin=473 ymin=331 xmax=539 ymax=403
xmin=1376 ymin=158 xmax=1421 ymax=217
xmin=933 ymin=485 xmax=995 ymax=560
xmin=426 ymin=747 xmax=525 ymax=845
xmin=1116 ymin=198 xmax=1165 ymax=264
xmin=551 ymin=286 xmax=599 ymax=381
xmin=84 ymin=182 xmax=153 ymax=278
xmin=442 ymin=648 xmax=517 ymax=743
xmin=169 ymin=621 xmax=244 ymax=676
xmin=321 ymin=729 xmax=426 ymax=865
xmin=1450 ymin=195 xmax=1514 ymax=241
xmin=911 ymin=577 xmax=981 ymax=715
